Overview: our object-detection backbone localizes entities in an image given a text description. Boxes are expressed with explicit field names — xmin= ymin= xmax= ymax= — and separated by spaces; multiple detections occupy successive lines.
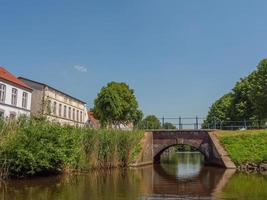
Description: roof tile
xmin=0 ymin=67 xmax=32 ymax=90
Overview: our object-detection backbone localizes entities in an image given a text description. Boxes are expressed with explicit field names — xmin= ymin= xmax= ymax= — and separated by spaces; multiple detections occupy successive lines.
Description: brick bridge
xmin=132 ymin=130 xmax=236 ymax=169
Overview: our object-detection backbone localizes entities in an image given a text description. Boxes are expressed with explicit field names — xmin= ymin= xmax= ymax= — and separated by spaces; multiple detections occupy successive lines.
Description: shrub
xmin=0 ymin=117 xmax=144 ymax=179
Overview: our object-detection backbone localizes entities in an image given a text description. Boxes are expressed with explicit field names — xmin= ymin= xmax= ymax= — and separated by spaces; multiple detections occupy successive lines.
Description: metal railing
xmin=144 ymin=116 xmax=267 ymax=130
xmin=159 ymin=116 xmax=205 ymax=130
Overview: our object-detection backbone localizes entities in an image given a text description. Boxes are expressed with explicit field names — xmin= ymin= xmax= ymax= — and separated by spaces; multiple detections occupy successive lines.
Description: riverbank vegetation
xmin=204 ymin=58 xmax=267 ymax=128
xmin=0 ymin=117 xmax=144 ymax=179
xmin=217 ymin=130 xmax=267 ymax=167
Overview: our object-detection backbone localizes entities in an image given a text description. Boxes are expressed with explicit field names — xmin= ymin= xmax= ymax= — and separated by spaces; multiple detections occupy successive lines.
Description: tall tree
xmin=205 ymin=58 xmax=267 ymax=126
xmin=204 ymin=93 xmax=233 ymax=127
xmin=230 ymin=76 xmax=254 ymax=121
xmin=93 ymin=82 xmax=143 ymax=128
xmin=248 ymin=59 xmax=267 ymax=120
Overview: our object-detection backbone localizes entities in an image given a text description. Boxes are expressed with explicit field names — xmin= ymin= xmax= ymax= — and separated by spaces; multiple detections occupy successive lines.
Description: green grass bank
xmin=217 ymin=130 xmax=267 ymax=166
xmin=0 ymin=117 xmax=144 ymax=179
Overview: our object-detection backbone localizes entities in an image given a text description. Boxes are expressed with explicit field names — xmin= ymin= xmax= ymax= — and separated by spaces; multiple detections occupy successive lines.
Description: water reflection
xmin=150 ymin=152 xmax=228 ymax=199
xmin=0 ymin=152 xmax=267 ymax=200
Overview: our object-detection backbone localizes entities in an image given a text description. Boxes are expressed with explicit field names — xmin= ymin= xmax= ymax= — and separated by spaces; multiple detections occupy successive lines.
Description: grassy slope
xmin=217 ymin=130 xmax=267 ymax=165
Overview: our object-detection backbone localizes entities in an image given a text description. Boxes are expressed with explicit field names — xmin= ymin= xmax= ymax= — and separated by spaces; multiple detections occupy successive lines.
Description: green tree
xmin=162 ymin=122 xmax=176 ymax=129
xmin=205 ymin=58 xmax=267 ymax=127
xmin=93 ymin=82 xmax=143 ymax=128
xmin=247 ymin=59 xmax=267 ymax=120
xmin=138 ymin=115 xmax=161 ymax=129
xmin=204 ymin=93 xmax=233 ymax=127
xmin=230 ymin=76 xmax=254 ymax=121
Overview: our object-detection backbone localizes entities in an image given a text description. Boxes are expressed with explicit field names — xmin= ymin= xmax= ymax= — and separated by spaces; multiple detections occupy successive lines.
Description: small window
xmin=59 ymin=104 xmax=62 ymax=117
xmin=0 ymin=84 xmax=6 ymax=103
xmin=11 ymin=88 xmax=18 ymax=106
xmin=0 ymin=109 xmax=4 ymax=118
xmin=47 ymin=100 xmax=52 ymax=114
xmin=53 ymin=102 xmax=57 ymax=115
xmin=77 ymin=110 xmax=79 ymax=122
xmin=63 ymin=105 xmax=67 ymax=118
xmin=73 ymin=108 xmax=75 ymax=121
xmin=22 ymin=92 xmax=28 ymax=108
xmin=68 ymin=107 xmax=71 ymax=119
xmin=80 ymin=111 xmax=83 ymax=122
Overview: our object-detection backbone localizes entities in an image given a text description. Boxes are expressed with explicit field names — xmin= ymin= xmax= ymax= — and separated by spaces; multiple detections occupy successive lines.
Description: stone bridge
xmin=131 ymin=130 xmax=236 ymax=169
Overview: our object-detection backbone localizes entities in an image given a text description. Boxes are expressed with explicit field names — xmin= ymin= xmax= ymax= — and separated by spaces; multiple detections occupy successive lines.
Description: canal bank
xmin=217 ymin=130 xmax=267 ymax=173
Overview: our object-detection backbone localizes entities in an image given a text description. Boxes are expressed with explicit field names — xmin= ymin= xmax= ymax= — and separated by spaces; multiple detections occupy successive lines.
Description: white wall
xmin=0 ymin=80 xmax=32 ymax=118
xmin=44 ymin=88 xmax=88 ymax=126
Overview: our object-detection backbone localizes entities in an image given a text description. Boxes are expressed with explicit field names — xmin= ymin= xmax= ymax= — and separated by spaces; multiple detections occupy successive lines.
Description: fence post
xmin=195 ymin=116 xmax=199 ymax=130
xmin=244 ymin=119 xmax=247 ymax=129
xmin=179 ymin=116 xmax=182 ymax=130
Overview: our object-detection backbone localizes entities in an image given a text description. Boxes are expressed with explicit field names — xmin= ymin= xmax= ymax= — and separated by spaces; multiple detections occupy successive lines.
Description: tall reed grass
xmin=0 ymin=117 xmax=144 ymax=179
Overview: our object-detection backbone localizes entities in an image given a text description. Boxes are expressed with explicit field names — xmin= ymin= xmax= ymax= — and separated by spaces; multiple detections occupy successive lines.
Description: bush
xmin=0 ymin=117 xmax=144 ymax=179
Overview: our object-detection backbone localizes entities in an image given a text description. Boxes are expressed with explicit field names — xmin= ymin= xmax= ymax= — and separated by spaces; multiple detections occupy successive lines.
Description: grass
xmin=0 ymin=117 xmax=144 ymax=179
xmin=217 ymin=129 xmax=267 ymax=165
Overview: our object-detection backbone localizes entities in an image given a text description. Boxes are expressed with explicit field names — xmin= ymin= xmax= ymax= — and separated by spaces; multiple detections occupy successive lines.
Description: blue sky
xmin=1 ymin=0 xmax=267 ymax=118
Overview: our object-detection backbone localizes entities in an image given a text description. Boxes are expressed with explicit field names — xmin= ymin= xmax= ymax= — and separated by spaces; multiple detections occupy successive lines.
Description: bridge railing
xmin=142 ymin=116 xmax=267 ymax=130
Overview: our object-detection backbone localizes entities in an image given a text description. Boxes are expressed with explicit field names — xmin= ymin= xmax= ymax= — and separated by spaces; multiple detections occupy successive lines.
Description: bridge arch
xmin=153 ymin=139 xmax=208 ymax=164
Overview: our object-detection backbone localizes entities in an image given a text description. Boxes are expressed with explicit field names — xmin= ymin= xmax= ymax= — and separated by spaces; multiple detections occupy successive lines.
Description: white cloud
xmin=73 ymin=65 xmax=88 ymax=73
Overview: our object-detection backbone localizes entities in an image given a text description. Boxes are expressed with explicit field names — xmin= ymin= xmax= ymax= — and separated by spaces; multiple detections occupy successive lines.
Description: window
xmin=22 ymin=92 xmax=28 ymax=108
xmin=77 ymin=110 xmax=79 ymax=122
xmin=68 ymin=107 xmax=71 ymax=119
xmin=64 ymin=105 xmax=67 ymax=118
xmin=59 ymin=104 xmax=62 ymax=117
xmin=47 ymin=100 xmax=51 ymax=114
xmin=0 ymin=109 xmax=4 ymax=118
xmin=11 ymin=88 xmax=18 ymax=106
xmin=80 ymin=111 xmax=83 ymax=122
xmin=0 ymin=84 xmax=6 ymax=103
xmin=73 ymin=108 xmax=75 ymax=121
xmin=53 ymin=102 xmax=57 ymax=115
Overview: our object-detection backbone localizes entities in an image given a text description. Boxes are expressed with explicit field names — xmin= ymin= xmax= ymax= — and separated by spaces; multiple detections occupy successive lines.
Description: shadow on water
xmin=0 ymin=152 xmax=267 ymax=200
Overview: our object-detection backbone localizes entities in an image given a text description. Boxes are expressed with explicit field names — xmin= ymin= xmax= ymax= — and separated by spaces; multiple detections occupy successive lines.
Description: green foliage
xmin=93 ymin=82 xmax=143 ymax=128
xmin=162 ymin=122 xmax=176 ymax=129
xmin=248 ymin=59 xmax=267 ymax=120
xmin=217 ymin=130 xmax=267 ymax=164
xmin=204 ymin=93 xmax=233 ymax=127
xmin=205 ymin=58 xmax=267 ymax=125
xmin=138 ymin=115 xmax=161 ymax=129
xmin=0 ymin=117 xmax=144 ymax=179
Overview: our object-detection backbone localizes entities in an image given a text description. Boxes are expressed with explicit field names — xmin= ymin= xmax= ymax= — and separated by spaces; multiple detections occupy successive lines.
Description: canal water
xmin=1 ymin=152 xmax=267 ymax=200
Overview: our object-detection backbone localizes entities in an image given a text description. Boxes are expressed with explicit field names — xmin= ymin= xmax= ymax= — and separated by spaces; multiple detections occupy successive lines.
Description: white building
xmin=0 ymin=67 xmax=32 ymax=119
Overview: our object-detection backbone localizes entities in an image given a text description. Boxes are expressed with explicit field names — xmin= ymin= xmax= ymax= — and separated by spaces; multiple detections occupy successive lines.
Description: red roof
xmin=87 ymin=111 xmax=101 ymax=128
xmin=0 ymin=67 xmax=32 ymax=91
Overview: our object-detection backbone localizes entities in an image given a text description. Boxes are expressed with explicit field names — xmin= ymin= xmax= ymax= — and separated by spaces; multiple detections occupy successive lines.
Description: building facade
xmin=19 ymin=77 xmax=88 ymax=126
xmin=0 ymin=67 xmax=32 ymax=119
xmin=87 ymin=111 xmax=101 ymax=128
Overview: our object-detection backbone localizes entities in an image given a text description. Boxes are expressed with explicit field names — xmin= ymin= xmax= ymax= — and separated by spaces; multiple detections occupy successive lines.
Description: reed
xmin=0 ymin=117 xmax=144 ymax=179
